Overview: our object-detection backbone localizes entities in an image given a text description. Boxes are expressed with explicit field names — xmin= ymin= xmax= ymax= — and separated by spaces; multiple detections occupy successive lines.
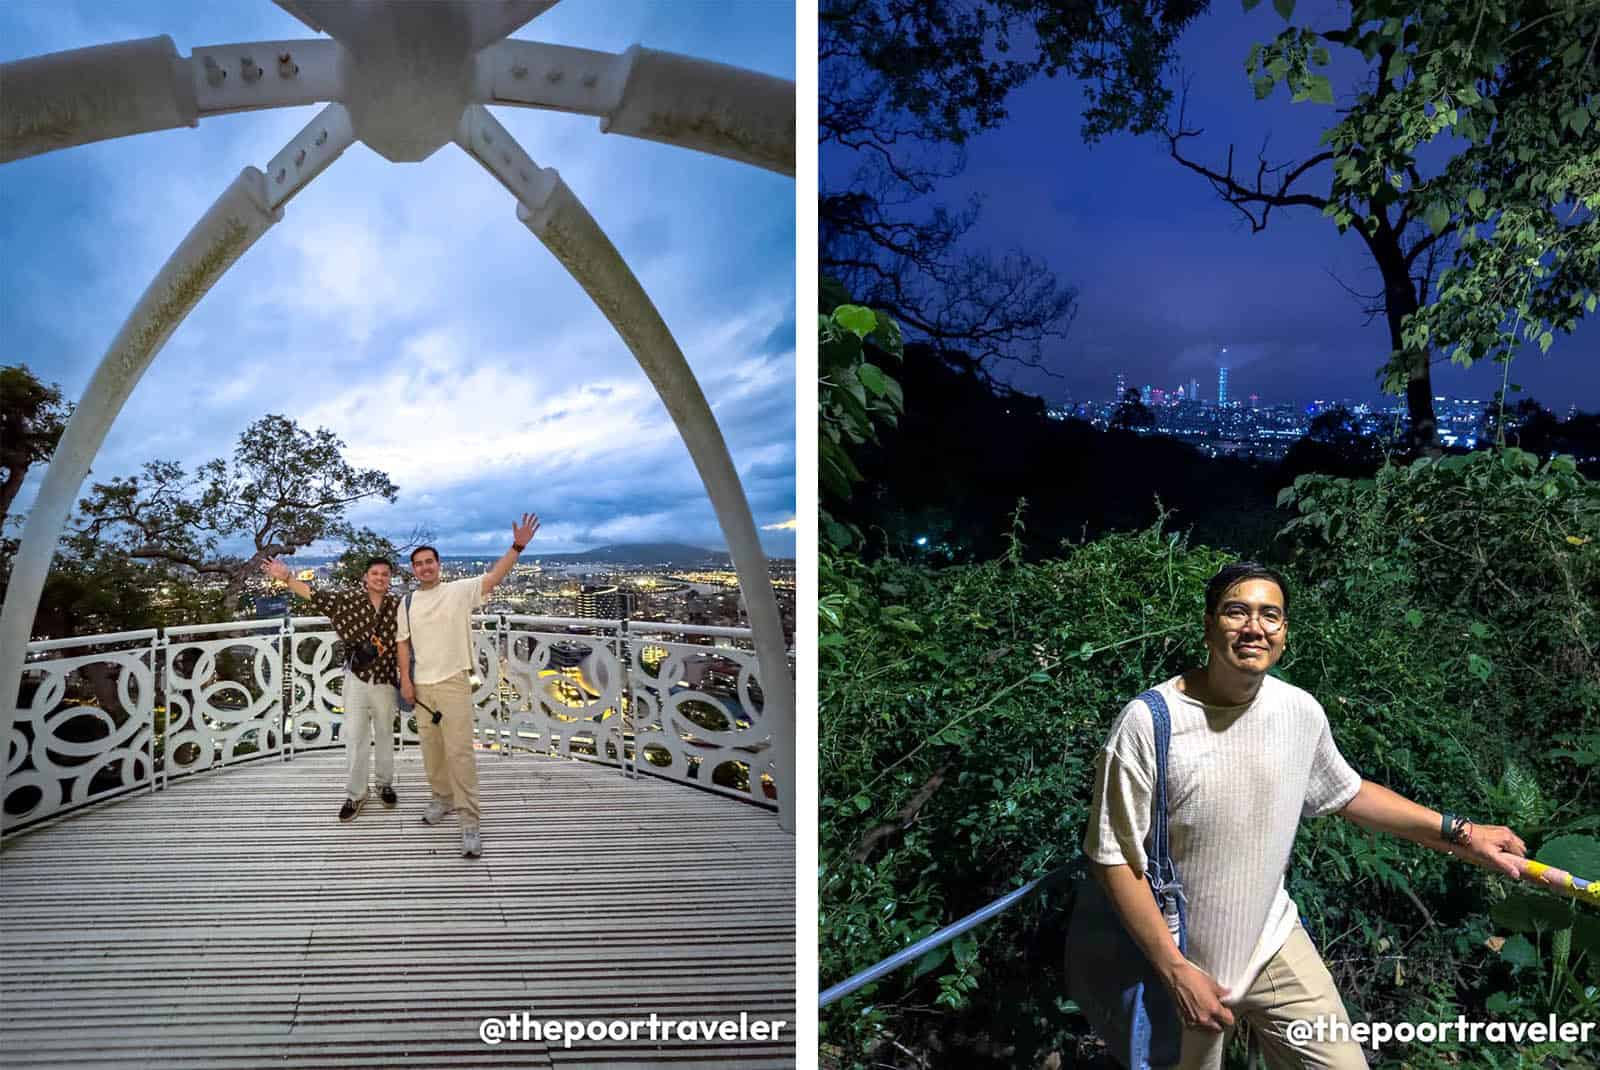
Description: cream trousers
xmin=1177 ymin=923 xmax=1368 ymax=1070
xmin=415 ymin=671 xmax=481 ymax=828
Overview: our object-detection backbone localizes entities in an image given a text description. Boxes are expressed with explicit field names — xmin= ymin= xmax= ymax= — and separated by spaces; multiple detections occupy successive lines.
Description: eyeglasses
xmin=1217 ymin=604 xmax=1285 ymax=634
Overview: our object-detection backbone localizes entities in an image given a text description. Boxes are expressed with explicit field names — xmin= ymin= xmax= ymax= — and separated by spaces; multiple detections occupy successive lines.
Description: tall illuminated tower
xmin=1218 ymin=362 xmax=1230 ymax=408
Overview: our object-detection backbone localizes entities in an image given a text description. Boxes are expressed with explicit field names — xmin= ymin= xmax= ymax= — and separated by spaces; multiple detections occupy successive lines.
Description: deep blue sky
xmin=826 ymin=1 xmax=1598 ymax=413
xmin=1 ymin=1 xmax=796 ymax=557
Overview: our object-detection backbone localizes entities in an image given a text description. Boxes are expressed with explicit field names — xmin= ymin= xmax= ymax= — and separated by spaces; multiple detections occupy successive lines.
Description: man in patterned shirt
xmin=263 ymin=556 xmax=402 ymax=822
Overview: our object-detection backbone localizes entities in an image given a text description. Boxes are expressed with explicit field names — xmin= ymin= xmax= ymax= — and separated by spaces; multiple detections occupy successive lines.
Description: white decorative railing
xmin=5 ymin=614 xmax=780 ymax=833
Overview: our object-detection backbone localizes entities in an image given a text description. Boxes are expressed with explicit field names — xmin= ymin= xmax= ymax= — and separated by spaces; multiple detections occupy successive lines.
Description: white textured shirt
xmin=1082 ymin=674 xmax=1362 ymax=998
xmin=396 ymin=576 xmax=484 ymax=685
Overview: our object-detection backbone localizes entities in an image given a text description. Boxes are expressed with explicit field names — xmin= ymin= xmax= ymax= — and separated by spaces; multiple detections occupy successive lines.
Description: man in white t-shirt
xmin=396 ymin=512 xmax=540 ymax=859
xmin=1083 ymin=562 xmax=1530 ymax=1070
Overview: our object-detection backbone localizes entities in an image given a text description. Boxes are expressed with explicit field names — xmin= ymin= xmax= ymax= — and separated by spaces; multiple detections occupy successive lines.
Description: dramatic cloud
xmin=2 ymin=1 xmax=796 ymax=557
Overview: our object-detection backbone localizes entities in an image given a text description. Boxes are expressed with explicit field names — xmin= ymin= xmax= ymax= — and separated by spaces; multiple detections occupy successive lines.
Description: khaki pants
xmin=415 ymin=672 xmax=480 ymax=828
xmin=1178 ymin=923 xmax=1367 ymax=1070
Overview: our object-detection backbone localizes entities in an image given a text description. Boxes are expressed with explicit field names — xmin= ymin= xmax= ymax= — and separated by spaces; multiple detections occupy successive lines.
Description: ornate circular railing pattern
xmin=5 ymin=614 xmax=780 ymax=834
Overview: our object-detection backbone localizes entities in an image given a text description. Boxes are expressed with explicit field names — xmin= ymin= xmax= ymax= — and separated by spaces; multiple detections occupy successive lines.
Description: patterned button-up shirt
xmin=311 ymin=588 xmax=400 ymax=687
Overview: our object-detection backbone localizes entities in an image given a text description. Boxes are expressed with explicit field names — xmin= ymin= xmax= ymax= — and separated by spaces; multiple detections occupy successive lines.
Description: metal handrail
xmin=819 ymin=862 xmax=1076 ymax=1007
xmin=8 ymin=614 xmax=776 ymax=833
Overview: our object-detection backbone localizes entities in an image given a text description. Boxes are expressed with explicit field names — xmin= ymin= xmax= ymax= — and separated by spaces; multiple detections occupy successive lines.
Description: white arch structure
xmin=0 ymin=1 xmax=797 ymax=831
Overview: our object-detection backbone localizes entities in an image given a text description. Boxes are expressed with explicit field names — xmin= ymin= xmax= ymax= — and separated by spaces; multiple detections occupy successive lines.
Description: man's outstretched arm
xmin=480 ymin=512 xmax=541 ymax=596
xmin=263 ymin=558 xmax=314 ymax=600
xmin=1338 ymin=779 xmax=1527 ymax=878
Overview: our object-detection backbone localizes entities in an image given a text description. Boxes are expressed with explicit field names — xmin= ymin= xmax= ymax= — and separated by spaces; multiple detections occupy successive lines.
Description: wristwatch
xmin=511 ymin=541 xmax=527 ymax=552
xmin=1440 ymin=811 xmax=1472 ymax=845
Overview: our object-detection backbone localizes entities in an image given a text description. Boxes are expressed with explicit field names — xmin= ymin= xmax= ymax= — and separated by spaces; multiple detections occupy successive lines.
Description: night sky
xmin=825 ymin=2 xmax=1599 ymax=413
xmin=2 ymin=1 xmax=795 ymax=558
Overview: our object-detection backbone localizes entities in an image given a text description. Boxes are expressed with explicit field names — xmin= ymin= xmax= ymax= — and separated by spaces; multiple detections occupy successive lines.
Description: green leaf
xmin=1538 ymin=835 xmax=1600 ymax=881
xmin=1272 ymin=0 xmax=1294 ymax=18
xmin=909 ymin=944 xmax=951 ymax=982
xmin=1493 ymin=890 xmax=1576 ymax=934
xmin=1485 ymin=991 xmax=1517 ymax=1014
xmin=857 ymin=362 xmax=890 ymax=398
xmin=1242 ymin=0 xmax=1264 ymax=10
xmin=834 ymin=305 xmax=877 ymax=338
xmin=1467 ymin=188 xmax=1485 ymax=214
xmin=1305 ymin=75 xmax=1334 ymax=105
xmin=1499 ymin=933 xmax=1539 ymax=971
xmin=1563 ymin=41 xmax=1585 ymax=67
xmin=1424 ymin=201 xmax=1450 ymax=235
xmin=1467 ymin=653 xmax=1493 ymax=681
xmin=1403 ymin=608 xmax=1424 ymax=629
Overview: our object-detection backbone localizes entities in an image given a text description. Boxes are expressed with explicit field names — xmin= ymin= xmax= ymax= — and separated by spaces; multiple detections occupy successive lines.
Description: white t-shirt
xmin=397 ymin=576 xmax=485 ymax=685
xmin=1082 ymin=674 xmax=1362 ymax=998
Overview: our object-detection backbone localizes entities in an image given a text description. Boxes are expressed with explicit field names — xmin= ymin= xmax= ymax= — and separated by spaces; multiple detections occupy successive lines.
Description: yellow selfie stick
xmin=1521 ymin=860 xmax=1600 ymax=906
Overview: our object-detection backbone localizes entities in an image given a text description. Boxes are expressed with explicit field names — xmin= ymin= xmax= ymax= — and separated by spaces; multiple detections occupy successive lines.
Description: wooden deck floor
xmin=0 ymin=751 xmax=796 ymax=1068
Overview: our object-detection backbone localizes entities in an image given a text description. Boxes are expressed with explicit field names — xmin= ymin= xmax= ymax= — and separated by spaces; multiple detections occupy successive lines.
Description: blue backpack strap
xmin=1138 ymin=687 xmax=1188 ymax=955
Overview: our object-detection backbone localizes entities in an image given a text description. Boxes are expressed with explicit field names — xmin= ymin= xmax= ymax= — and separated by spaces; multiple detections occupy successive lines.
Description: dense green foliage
xmin=820 ymin=449 xmax=1600 ymax=1068
xmin=1246 ymin=0 xmax=1600 ymax=386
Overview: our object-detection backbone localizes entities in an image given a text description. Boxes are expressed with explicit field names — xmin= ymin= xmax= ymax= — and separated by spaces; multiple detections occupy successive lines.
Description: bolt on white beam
xmin=261 ymin=102 xmax=355 ymax=211
xmin=480 ymin=42 xmax=794 ymax=176
xmin=0 ymin=36 xmax=198 ymax=164
xmin=189 ymin=39 xmax=344 ymax=118
xmin=453 ymin=105 xmax=560 ymax=211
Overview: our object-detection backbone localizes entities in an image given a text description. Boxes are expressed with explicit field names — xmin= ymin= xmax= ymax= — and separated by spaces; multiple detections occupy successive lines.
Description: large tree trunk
xmin=1369 ymin=220 xmax=1438 ymax=453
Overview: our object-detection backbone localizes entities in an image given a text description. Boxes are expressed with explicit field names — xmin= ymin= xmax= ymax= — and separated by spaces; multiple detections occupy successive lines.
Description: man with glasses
xmin=1082 ymin=561 xmax=1530 ymax=1069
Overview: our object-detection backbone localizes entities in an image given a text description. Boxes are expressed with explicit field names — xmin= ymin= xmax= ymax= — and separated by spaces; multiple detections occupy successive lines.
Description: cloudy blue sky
xmin=2 ymin=1 xmax=796 ymax=560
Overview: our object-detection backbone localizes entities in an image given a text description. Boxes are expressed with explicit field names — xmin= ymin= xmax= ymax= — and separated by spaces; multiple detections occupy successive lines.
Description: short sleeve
xmin=464 ymin=575 xmax=486 ymax=610
xmin=310 ymin=589 xmax=337 ymax=616
xmin=395 ymin=598 xmax=410 ymax=642
xmin=1302 ymin=708 xmax=1362 ymax=817
xmin=1083 ymin=700 xmax=1157 ymax=871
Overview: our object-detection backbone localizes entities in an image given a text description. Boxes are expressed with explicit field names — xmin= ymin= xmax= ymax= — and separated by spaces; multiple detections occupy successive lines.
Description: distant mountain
xmin=522 ymin=542 xmax=732 ymax=567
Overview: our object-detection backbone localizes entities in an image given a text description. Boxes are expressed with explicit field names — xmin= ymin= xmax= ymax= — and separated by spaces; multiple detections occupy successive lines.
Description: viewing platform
xmin=3 ymin=617 xmax=794 ymax=1067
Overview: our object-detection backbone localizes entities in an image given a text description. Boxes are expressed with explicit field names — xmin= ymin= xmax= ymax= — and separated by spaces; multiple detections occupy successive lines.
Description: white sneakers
xmin=422 ymin=798 xmax=480 ymax=857
xmin=421 ymin=799 xmax=456 ymax=825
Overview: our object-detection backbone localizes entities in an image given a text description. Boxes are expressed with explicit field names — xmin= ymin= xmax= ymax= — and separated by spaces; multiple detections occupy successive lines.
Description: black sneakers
xmin=339 ymin=797 xmax=364 ymax=822
xmin=380 ymin=785 xmax=398 ymax=808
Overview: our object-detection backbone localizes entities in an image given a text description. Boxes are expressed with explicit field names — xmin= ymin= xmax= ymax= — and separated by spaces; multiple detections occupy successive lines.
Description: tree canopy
xmin=74 ymin=414 xmax=397 ymax=615
xmin=821 ymin=0 xmax=1206 ymax=369
xmin=1165 ymin=0 xmax=1599 ymax=447
xmin=0 ymin=364 xmax=71 ymax=531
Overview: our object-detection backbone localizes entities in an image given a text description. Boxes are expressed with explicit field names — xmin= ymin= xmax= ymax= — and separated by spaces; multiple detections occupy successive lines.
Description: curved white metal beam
xmin=1 ymin=36 xmax=198 ymax=164
xmin=0 ymin=108 xmax=357 ymax=808
xmin=4 ymin=31 xmax=792 ymax=175
xmin=454 ymin=105 xmax=796 ymax=830
xmin=477 ymin=42 xmax=794 ymax=176
xmin=0 ymin=36 xmax=344 ymax=164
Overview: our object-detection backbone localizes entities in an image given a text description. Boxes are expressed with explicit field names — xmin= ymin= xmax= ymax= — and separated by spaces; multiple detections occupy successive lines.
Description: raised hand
xmin=262 ymin=557 xmax=291 ymax=581
xmin=512 ymin=512 xmax=540 ymax=547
